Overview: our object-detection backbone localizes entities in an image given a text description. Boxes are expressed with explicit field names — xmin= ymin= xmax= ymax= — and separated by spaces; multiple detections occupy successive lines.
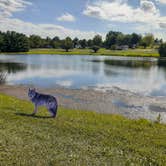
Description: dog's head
xmin=28 ymin=88 xmax=36 ymax=99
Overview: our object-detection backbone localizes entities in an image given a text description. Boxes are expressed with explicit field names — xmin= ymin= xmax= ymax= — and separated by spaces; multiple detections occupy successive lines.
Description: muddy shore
xmin=1 ymin=85 xmax=166 ymax=122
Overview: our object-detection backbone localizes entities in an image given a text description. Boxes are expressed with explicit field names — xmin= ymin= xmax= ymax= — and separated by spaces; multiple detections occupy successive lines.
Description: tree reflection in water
xmin=158 ymin=58 xmax=166 ymax=68
xmin=0 ymin=61 xmax=27 ymax=84
xmin=0 ymin=71 xmax=6 ymax=84
xmin=104 ymin=59 xmax=157 ymax=69
xmin=0 ymin=62 xmax=27 ymax=74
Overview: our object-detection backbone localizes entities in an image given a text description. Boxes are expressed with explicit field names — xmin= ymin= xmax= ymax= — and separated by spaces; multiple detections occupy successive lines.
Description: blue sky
xmin=0 ymin=0 xmax=165 ymax=40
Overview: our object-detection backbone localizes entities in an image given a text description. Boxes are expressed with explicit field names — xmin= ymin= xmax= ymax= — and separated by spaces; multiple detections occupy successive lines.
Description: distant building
xmin=75 ymin=44 xmax=82 ymax=49
xmin=131 ymin=44 xmax=137 ymax=49
xmin=44 ymin=45 xmax=52 ymax=48
xmin=116 ymin=45 xmax=129 ymax=50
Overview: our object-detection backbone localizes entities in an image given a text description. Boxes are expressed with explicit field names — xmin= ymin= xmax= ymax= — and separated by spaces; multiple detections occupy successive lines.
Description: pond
xmin=0 ymin=54 xmax=166 ymax=97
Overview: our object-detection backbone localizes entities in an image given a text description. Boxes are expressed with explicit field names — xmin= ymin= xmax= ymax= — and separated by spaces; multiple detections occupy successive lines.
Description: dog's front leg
xmin=32 ymin=104 xmax=37 ymax=115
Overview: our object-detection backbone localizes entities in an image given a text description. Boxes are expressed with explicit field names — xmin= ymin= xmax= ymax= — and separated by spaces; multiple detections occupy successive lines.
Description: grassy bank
xmin=1 ymin=48 xmax=159 ymax=57
xmin=0 ymin=94 xmax=166 ymax=165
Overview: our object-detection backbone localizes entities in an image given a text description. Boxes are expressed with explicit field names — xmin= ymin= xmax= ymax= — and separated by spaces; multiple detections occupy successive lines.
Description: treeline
xmin=28 ymin=31 xmax=163 ymax=51
xmin=0 ymin=30 xmax=164 ymax=53
xmin=0 ymin=31 xmax=29 ymax=52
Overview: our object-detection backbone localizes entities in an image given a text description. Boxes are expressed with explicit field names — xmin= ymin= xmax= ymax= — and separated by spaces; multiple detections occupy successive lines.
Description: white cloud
xmin=0 ymin=0 xmax=100 ymax=39
xmin=0 ymin=0 xmax=165 ymax=40
xmin=83 ymin=0 xmax=166 ymax=39
xmin=0 ymin=18 xmax=100 ymax=39
xmin=140 ymin=0 xmax=158 ymax=14
xmin=156 ymin=0 xmax=166 ymax=4
xmin=135 ymin=23 xmax=166 ymax=40
xmin=57 ymin=13 xmax=76 ymax=22
xmin=0 ymin=0 xmax=31 ymax=17
xmin=83 ymin=0 xmax=161 ymax=24
xmin=158 ymin=16 xmax=166 ymax=28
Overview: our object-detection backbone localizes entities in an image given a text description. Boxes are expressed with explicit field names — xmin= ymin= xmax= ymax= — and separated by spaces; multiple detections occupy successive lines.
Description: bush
xmin=159 ymin=43 xmax=166 ymax=57
xmin=91 ymin=45 xmax=100 ymax=53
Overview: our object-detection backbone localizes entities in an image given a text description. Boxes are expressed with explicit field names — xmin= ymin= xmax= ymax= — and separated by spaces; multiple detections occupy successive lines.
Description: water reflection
xmin=0 ymin=62 xmax=27 ymax=74
xmin=104 ymin=59 xmax=157 ymax=69
xmin=0 ymin=71 xmax=6 ymax=84
xmin=158 ymin=58 xmax=166 ymax=67
xmin=0 ymin=61 xmax=27 ymax=84
xmin=0 ymin=54 xmax=166 ymax=96
xmin=103 ymin=67 xmax=118 ymax=77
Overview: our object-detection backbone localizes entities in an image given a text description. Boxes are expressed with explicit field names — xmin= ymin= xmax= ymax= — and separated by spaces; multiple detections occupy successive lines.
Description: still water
xmin=0 ymin=54 xmax=166 ymax=96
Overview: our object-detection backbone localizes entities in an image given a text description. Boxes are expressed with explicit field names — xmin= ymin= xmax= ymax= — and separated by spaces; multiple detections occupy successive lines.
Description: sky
xmin=0 ymin=0 xmax=165 ymax=40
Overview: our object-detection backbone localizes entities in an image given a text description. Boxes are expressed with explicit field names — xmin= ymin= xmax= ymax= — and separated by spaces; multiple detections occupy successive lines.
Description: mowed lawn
xmin=2 ymin=48 xmax=159 ymax=57
xmin=28 ymin=48 xmax=159 ymax=57
xmin=0 ymin=94 xmax=166 ymax=165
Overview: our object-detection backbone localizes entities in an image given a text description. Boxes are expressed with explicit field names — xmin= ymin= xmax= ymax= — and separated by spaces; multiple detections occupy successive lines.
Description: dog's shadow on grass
xmin=15 ymin=113 xmax=53 ymax=119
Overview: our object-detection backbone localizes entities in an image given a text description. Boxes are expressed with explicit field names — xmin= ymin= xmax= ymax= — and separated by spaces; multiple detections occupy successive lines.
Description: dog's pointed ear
xmin=33 ymin=88 xmax=36 ymax=91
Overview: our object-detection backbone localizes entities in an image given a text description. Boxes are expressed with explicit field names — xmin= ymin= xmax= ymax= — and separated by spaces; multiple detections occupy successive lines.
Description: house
xmin=116 ymin=45 xmax=129 ymax=50
xmin=75 ymin=44 xmax=82 ymax=49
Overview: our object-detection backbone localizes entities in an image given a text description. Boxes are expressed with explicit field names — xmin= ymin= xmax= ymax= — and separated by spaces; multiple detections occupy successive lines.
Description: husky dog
xmin=28 ymin=88 xmax=58 ymax=118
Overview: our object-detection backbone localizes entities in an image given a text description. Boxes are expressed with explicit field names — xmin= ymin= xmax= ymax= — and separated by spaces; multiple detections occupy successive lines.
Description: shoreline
xmin=1 ymin=84 xmax=166 ymax=122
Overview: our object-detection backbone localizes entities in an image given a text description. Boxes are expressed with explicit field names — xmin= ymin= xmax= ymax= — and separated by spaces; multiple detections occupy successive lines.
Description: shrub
xmin=91 ymin=45 xmax=100 ymax=53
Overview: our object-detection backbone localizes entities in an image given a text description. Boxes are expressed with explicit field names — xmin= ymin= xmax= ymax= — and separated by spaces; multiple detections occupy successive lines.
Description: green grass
xmin=0 ymin=94 xmax=166 ymax=165
xmin=1 ymin=48 xmax=159 ymax=57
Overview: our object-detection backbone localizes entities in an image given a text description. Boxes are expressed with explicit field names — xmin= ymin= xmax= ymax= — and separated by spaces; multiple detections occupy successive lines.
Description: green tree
xmin=44 ymin=37 xmax=52 ymax=48
xmin=159 ymin=43 xmax=166 ymax=57
xmin=52 ymin=36 xmax=60 ymax=42
xmin=105 ymin=31 xmax=122 ymax=48
xmin=51 ymin=36 xmax=60 ymax=48
xmin=2 ymin=31 xmax=29 ymax=52
xmin=61 ymin=37 xmax=73 ymax=52
xmin=29 ymin=35 xmax=42 ymax=48
xmin=79 ymin=39 xmax=87 ymax=49
xmin=154 ymin=38 xmax=163 ymax=47
xmin=141 ymin=34 xmax=154 ymax=48
xmin=93 ymin=35 xmax=102 ymax=47
xmin=105 ymin=31 xmax=142 ymax=49
xmin=0 ymin=32 xmax=4 ymax=52
xmin=130 ymin=33 xmax=141 ymax=46
xmin=116 ymin=34 xmax=125 ymax=46
xmin=140 ymin=41 xmax=147 ymax=49
xmin=73 ymin=38 xmax=79 ymax=48
xmin=87 ymin=39 xmax=93 ymax=48
xmin=123 ymin=34 xmax=132 ymax=46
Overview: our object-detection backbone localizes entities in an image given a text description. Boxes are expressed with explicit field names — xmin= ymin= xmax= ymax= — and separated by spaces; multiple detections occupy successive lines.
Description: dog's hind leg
xmin=48 ymin=106 xmax=58 ymax=118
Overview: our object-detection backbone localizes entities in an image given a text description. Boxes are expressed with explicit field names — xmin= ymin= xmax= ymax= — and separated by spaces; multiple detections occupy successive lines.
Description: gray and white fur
xmin=28 ymin=88 xmax=58 ymax=118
